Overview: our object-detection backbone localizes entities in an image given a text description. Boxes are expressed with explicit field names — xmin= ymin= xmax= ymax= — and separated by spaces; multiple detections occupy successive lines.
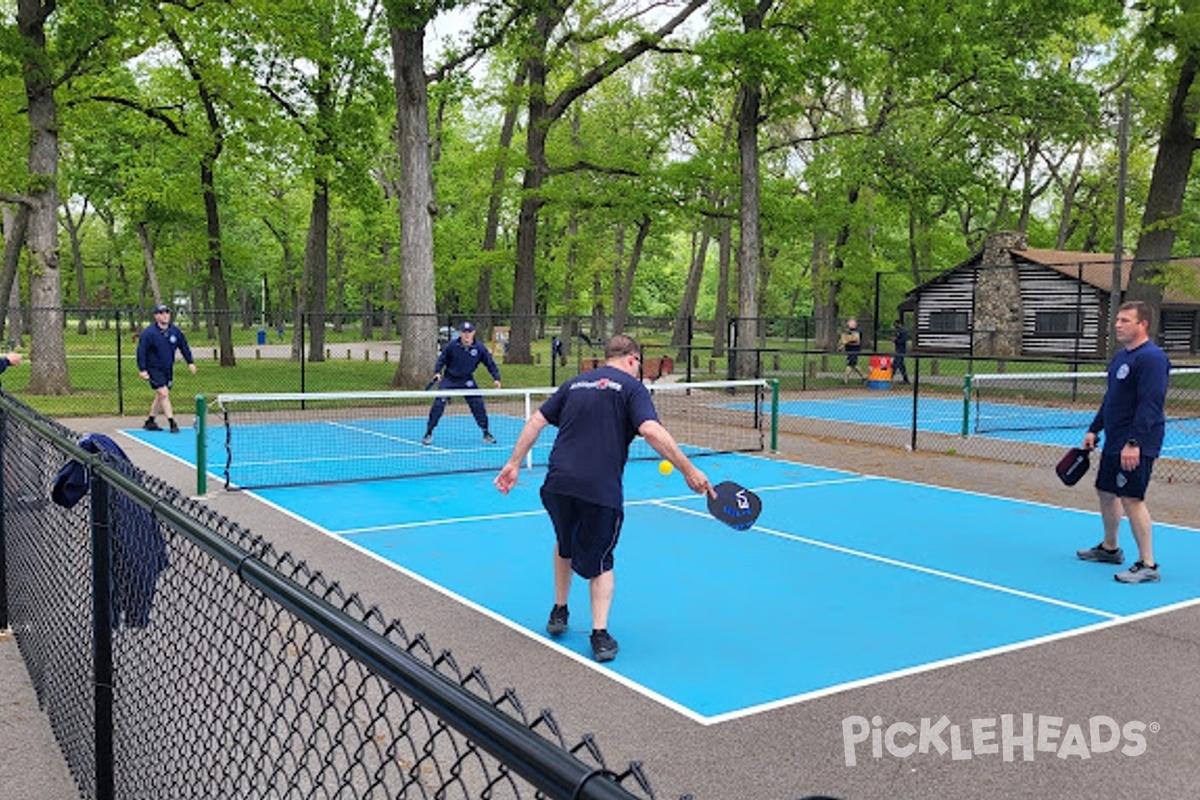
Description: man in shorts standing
xmin=422 ymin=320 xmax=501 ymax=445
xmin=493 ymin=334 xmax=713 ymax=662
xmin=840 ymin=318 xmax=864 ymax=383
xmin=136 ymin=303 xmax=197 ymax=433
xmin=1075 ymin=300 xmax=1171 ymax=583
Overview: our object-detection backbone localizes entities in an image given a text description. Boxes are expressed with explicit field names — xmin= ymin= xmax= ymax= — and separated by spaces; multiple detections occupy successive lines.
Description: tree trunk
xmin=734 ymin=3 xmax=771 ymax=379
xmin=713 ymin=217 xmax=732 ymax=357
xmin=305 ymin=179 xmax=330 ymax=361
xmin=1126 ymin=52 xmax=1200 ymax=338
xmin=62 ymin=201 xmax=89 ymax=334
xmin=389 ymin=25 xmax=438 ymax=387
xmin=18 ymin=0 xmax=70 ymax=394
xmin=612 ymin=215 xmax=649 ymax=334
xmin=672 ymin=226 xmax=711 ymax=352
xmin=0 ymin=203 xmax=30 ymax=344
xmin=136 ymin=221 xmax=163 ymax=305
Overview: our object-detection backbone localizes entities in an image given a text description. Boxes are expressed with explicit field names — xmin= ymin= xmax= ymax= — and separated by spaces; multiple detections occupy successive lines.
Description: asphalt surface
xmin=5 ymin=414 xmax=1199 ymax=800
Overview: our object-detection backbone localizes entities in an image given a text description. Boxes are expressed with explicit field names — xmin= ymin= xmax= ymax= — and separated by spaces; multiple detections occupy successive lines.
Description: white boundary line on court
xmin=655 ymin=501 xmax=1121 ymax=620
xmin=228 ymin=487 xmax=714 ymax=723
xmin=117 ymin=432 xmax=1200 ymax=727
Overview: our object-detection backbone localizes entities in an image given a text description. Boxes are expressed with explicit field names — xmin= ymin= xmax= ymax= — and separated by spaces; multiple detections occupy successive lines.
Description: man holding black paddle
xmin=1074 ymin=301 xmax=1170 ymax=584
xmin=494 ymin=334 xmax=715 ymax=663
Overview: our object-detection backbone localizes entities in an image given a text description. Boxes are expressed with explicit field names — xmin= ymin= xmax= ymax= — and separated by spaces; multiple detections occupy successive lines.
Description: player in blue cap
xmin=136 ymin=303 xmax=197 ymax=433
xmin=422 ymin=321 xmax=502 ymax=445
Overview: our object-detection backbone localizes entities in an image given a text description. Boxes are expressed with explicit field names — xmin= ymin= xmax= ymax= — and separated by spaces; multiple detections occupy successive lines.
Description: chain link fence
xmin=0 ymin=393 xmax=684 ymax=800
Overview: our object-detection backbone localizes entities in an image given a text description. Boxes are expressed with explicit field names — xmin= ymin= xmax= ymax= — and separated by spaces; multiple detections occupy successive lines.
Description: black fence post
xmin=0 ymin=406 xmax=7 ymax=629
xmin=90 ymin=470 xmax=115 ymax=800
xmin=115 ymin=309 xmax=124 ymax=417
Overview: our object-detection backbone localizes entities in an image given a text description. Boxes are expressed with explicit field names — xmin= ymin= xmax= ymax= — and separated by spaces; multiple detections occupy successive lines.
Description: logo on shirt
xmin=1116 ymin=364 xmax=1130 ymax=380
xmin=571 ymin=377 xmax=623 ymax=392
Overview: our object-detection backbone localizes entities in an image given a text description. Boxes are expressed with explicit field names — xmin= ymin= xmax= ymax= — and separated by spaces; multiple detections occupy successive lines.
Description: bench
xmin=580 ymin=355 xmax=674 ymax=381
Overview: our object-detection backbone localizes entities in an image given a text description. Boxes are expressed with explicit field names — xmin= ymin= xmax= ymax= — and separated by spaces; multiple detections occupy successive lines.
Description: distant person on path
xmin=839 ymin=318 xmax=865 ymax=383
xmin=493 ymin=334 xmax=714 ymax=663
xmin=1075 ymin=300 xmax=1170 ymax=584
xmin=136 ymin=303 xmax=196 ymax=433
xmin=892 ymin=319 xmax=910 ymax=384
xmin=422 ymin=321 xmax=502 ymax=445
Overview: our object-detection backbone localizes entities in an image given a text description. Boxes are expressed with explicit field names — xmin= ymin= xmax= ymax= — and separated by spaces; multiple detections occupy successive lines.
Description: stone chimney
xmin=973 ymin=231 xmax=1025 ymax=357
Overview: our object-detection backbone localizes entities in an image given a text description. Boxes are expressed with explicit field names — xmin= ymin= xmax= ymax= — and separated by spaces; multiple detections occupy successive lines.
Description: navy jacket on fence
xmin=51 ymin=434 xmax=170 ymax=629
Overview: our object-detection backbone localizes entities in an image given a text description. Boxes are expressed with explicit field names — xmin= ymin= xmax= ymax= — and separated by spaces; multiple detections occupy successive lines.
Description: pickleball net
xmin=967 ymin=366 xmax=1200 ymax=435
xmin=214 ymin=379 xmax=774 ymax=489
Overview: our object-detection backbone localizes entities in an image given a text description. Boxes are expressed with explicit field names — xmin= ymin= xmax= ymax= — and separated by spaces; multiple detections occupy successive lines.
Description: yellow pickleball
xmin=658 ymin=460 xmax=674 ymax=476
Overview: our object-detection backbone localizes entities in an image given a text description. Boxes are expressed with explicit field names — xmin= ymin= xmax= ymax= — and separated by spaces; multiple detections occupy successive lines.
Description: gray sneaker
xmin=482 ymin=431 xmax=496 ymax=444
xmin=1077 ymin=543 xmax=1124 ymax=564
xmin=1115 ymin=561 xmax=1160 ymax=584
xmin=421 ymin=433 xmax=433 ymax=446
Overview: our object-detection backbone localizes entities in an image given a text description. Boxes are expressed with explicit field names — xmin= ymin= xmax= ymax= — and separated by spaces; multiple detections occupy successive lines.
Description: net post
xmin=961 ymin=374 xmax=972 ymax=437
xmin=196 ymin=394 xmax=207 ymax=495
xmin=524 ymin=389 xmax=534 ymax=470
xmin=770 ymin=379 xmax=779 ymax=451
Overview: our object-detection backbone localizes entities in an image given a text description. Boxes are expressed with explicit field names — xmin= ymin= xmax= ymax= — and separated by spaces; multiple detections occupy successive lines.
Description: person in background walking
xmin=136 ymin=303 xmax=196 ymax=433
xmin=892 ymin=319 xmax=910 ymax=384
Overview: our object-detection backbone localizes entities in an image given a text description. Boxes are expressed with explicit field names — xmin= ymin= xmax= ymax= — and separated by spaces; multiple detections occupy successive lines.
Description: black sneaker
xmin=482 ymin=431 xmax=497 ymax=444
xmin=143 ymin=418 xmax=162 ymax=431
xmin=168 ymin=419 xmax=180 ymax=434
xmin=546 ymin=605 xmax=568 ymax=636
xmin=1077 ymin=543 xmax=1124 ymax=564
xmin=590 ymin=629 xmax=618 ymax=662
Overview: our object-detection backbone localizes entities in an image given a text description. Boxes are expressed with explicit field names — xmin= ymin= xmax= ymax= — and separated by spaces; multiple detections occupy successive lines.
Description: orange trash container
xmin=867 ymin=355 xmax=893 ymax=389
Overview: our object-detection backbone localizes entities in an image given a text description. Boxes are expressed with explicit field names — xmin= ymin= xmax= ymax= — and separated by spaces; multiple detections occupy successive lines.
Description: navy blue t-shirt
xmin=539 ymin=366 xmax=659 ymax=509
xmin=434 ymin=338 xmax=501 ymax=384
xmin=1088 ymin=340 xmax=1170 ymax=457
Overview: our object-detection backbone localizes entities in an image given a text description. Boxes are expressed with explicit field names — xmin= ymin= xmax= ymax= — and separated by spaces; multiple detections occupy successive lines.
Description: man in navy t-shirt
xmin=494 ymin=334 xmax=713 ymax=662
xmin=422 ymin=321 xmax=502 ymax=445
xmin=1075 ymin=300 xmax=1171 ymax=583
xmin=136 ymin=303 xmax=197 ymax=433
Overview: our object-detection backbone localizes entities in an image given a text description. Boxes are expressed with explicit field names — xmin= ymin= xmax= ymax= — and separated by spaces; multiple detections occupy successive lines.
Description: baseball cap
xmin=153 ymin=303 xmax=170 ymax=314
xmin=459 ymin=321 xmax=475 ymax=332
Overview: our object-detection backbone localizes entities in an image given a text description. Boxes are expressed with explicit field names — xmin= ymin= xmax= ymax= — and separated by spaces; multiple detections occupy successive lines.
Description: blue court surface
xmin=124 ymin=423 xmax=1200 ymax=725
xmin=760 ymin=394 xmax=1200 ymax=461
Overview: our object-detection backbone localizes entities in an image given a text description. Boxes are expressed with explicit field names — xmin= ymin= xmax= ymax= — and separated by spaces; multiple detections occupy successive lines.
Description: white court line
xmin=699 ymin=597 xmax=1200 ymax=725
xmin=331 ymin=476 xmax=878 ymax=536
xmin=653 ymin=501 xmax=1121 ymax=620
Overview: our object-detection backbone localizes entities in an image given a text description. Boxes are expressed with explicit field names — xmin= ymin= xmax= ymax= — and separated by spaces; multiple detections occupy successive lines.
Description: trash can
xmin=867 ymin=355 xmax=893 ymax=390
xmin=256 ymin=328 xmax=266 ymax=345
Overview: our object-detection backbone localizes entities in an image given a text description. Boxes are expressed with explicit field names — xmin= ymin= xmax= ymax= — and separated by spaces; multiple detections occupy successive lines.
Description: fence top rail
xmin=968 ymin=366 xmax=1200 ymax=384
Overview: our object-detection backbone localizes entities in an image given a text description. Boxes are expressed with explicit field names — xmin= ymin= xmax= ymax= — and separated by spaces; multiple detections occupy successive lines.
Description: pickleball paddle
xmin=706 ymin=480 xmax=762 ymax=530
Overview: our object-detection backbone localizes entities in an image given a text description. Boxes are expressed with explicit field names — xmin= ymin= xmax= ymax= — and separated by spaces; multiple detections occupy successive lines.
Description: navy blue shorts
xmin=1095 ymin=451 xmax=1155 ymax=500
xmin=147 ymin=369 xmax=173 ymax=390
xmin=540 ymin=488 xmax=624 ymax=580
xmin=846 ymin=354 xmax=860 ymax=367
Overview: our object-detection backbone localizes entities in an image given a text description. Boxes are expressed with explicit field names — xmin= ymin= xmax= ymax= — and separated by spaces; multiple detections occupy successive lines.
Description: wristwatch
xmin=1125 ymin=439 xmax=1139 ymax=448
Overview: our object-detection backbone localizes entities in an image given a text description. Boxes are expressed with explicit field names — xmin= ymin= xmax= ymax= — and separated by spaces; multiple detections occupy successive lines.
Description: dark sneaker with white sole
xmin=1077 ymin=543 xmax=1123 ymax=564
xmin=546 ymin=605 xmax=569 ymax=636
xmin=143 ymin=418 xmax=162 ymax=431
xmin=1115 ymin=561 xmax=1160 ymax=584
xmin=590 ymin=629 xmax=619 ymax=662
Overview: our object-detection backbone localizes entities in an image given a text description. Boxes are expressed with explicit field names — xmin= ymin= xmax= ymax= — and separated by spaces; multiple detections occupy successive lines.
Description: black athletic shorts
xmin=147 ymin=369 xmax=173 ymax=390
xmin=540 ymin=488 xmax=624 ymax=580
xmin=1095 ymin=450 xmax=1155 ymax=500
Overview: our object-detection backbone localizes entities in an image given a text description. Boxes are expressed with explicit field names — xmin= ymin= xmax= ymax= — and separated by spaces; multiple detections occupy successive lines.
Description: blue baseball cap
xmin=459 ymin=321 xmax=475 ymax=332
xmin=153 ymin=304 xmax=170 ymax=314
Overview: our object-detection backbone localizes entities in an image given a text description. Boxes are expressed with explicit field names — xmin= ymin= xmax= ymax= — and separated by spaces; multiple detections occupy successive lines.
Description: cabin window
xmin=1035 ymin=311 xmax=1081 ymax=336
xmin=928 ymin=311 xmax=969 ymax=333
